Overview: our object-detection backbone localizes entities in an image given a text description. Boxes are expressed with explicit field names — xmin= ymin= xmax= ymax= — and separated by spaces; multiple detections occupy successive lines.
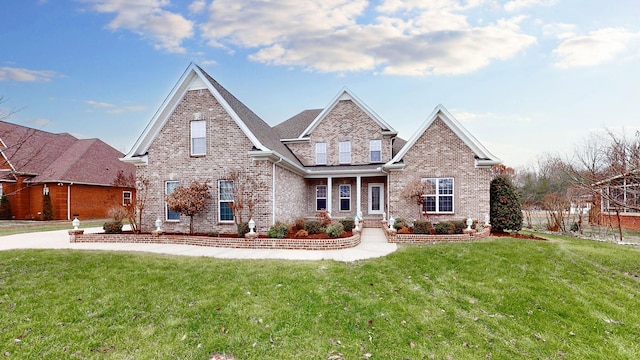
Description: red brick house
xmin=122 ymin=63 xmax=501 ymax=233
xmin=0 ymin=121 xmax=135 ymax=220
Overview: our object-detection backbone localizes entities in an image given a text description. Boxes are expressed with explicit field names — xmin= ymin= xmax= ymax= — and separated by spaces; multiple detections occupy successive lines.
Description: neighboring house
xmin=0 ymin=121 xmax=135 ymax=220
xmin=122 ymin=63 xmax=501 ymax=234
xmin=594 ymin=171 xmax=640 ymax=230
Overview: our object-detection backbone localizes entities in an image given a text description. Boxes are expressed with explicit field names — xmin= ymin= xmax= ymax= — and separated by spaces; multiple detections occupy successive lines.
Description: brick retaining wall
xmin=385 ymin=225 xmax=492 ymax=244
xmin=69 ymin=232 xmax=361 ymax=251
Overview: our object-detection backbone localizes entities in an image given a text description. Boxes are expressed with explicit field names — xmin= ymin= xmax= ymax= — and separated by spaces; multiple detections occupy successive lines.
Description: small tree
xmin=112 ymin=169 xmax=138 ymax=232
xmin=41 ymin=193 xmax=54 ymax=220
xmin=402 ymin=179 xmax=434 ymax=220
xmin=490 ymin=174 xmax=523 ymax=233
xmin=166 ymin=180 xmax=212 ymax=234
xmin=0 ymin=195 xmax=11 ymax=220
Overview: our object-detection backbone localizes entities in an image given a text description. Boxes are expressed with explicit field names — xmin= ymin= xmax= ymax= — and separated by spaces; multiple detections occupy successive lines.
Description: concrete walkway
xmin=0 ymin=227 xmax=397 ymax=262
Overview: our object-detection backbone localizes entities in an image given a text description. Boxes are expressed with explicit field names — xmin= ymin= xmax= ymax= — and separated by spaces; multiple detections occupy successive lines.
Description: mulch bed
xmin=491 ymin=231 xmax=547 ymax=241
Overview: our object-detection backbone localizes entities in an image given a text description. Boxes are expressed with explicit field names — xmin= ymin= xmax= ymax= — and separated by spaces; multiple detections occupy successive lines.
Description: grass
xmin=0 ymin=235 xmax=639 ymax=359
xmin=0 ymin=220 xmax=108 ymax=236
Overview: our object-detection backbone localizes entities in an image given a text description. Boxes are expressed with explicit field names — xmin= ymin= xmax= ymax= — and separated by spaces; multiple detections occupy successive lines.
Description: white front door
xmin=368 ymin=183 xmax=384 ymax=215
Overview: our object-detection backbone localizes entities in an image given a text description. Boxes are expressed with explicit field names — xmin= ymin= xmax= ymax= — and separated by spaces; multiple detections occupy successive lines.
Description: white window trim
xmin=370 ymin=139 xmax=382 ymax=162
xmin=339 ymin=184 xmax=351 ymax=211
xmin=122 ymin=190 xmax=132 ymax=206
xmin=422 ymin=177 xmax=455 ymax=214
xmin=190 ymin=120 xmax=206 ymax=156
xmin=339 ymin=141 xmax=351 ymax=164
xmin=218 ymin=180 xmax=235 ymax=223
xmin=315 ymin=142 xmax=327 ymax=165
xmin=316 ymin=185 xmax=327 ymax=211
xmin=165 ymin=181 xmax=180 ymax=221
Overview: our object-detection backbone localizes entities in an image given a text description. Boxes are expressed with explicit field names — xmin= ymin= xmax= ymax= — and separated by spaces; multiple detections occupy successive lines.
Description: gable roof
xmin=387 ymin=104 xmax=501 ymax=168
xmin=274 ymin=109 xmax=322 ymax=140
xmin=123 ymin=63 xmax=304 ymax=171
xmin=0 ymin=121 xmax=134 ymax=186
xmin=297 ymin=88 xmax=398 ymax=139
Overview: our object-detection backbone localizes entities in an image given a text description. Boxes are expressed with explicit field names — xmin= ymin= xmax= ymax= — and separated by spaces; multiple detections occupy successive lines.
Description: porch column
xmin=327 ymin=176 xmax=332 ymax=214
xmin=356 ymin=175 xmax=362 ymax=216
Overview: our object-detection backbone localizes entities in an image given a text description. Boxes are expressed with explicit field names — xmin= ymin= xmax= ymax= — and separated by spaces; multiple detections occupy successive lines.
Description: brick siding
xmin=388 ymin=116 xmax=492 ymax=224
xmin=69 ymin=231 xmax=361 ymax=250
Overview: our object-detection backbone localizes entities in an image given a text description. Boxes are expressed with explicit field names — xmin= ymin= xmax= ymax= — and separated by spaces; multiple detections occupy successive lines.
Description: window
xmin=219 ymin=180 xmax=234 ymax=222
xmin=315 ymin=142 xmax=327 ymax=165
xmin=123 ymin=191 xmax=132 ymax=206
xmin=316 ymin=185 xmax=327 ymax=211
xmin=339 ymin=184 xmax=351 ymax=211
xmin=339 ymin=141 xmax=351 ymax=164
xmin=422 ymin=178 xmax=454 ymax=213
xmin=165 ymin=181 xmax=180 ymax=221
xmin=190 ymin=120 xmax=206 ymax=156
xmin=370 ymin=139 xmax=382 ymax=162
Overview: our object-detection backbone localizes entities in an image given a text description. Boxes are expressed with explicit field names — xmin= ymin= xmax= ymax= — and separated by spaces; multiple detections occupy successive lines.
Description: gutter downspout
xmin=272 ymin=156 xmax=283 ymax=225
xmin=67 ymin=183 xmax=71 ymax=220
xmin=379 ymin=166 xmax=390 ymax=217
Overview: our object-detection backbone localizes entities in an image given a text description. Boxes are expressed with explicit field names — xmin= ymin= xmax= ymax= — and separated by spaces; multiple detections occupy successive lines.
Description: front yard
xmin=0 ymin=234 xmax=639 ymax=359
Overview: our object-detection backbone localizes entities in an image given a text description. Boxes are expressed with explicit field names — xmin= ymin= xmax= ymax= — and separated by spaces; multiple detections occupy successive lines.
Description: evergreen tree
xmin=0 ymin=195 xmax=11 ymax=220
xmin=490 ymin=174 xmax=523 ymax=233
xmin=41 ymin=193 xmax=54 ymax=220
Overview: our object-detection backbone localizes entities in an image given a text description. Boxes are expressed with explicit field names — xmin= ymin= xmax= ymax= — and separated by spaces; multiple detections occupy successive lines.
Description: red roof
xmin=0 ymin=121 xmax=134 ymax=186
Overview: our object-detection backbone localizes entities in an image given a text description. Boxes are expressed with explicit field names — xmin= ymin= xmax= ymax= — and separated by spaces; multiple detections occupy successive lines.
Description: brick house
xmin=0 ymin=121 xmax=135 ymax=220
xmin=122 ymin=64 xmax=501 ymax=234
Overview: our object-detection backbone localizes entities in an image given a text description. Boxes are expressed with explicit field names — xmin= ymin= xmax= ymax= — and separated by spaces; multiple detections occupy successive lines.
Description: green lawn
xmin=0 ymin=235 xmax=639 ymax=359
xmin=0 ymin=220 xmax=108 ymax=236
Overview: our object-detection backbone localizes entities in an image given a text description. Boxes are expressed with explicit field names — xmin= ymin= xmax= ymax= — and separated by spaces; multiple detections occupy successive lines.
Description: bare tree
xmin=402 ymin=179 xmax=434 ymax=220
xmin=225 ymin=169 xmax=260 ymax=225
xmin=112 ymin=169 xmax=138 ymax=232
xmin=166 ymin=180 xmax=212 ymax=234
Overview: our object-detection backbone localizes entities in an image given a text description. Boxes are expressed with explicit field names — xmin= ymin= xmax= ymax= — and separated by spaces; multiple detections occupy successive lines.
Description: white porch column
xmin=327 ymin=176 xmax=333 ymax=214
xmin=356 ymin=175 xmax=362 ymax=216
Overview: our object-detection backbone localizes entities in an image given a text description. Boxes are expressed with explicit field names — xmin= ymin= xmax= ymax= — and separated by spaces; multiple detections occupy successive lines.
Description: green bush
xmin=434 ymin=222 xmax=454 ymax=234
xmin=413 ymin=220 xmax=432 ymax=234
xmin=41 ymin=194 xmax=54 ymax=220
xmin=267 ymin=221 xmax=289 ymax=238
xmin=339 ymin=218 xmax=355 ymax=231
xmin=325 ymin=223 xmax=344 ymax=238
xmin=304 ymin=219 xmax=322 ymax=234
xmin=452 ymin=220 xmax=467 ymax=234
xmin=0 ymin=195 xmax=11 ymax=220
xmin=490 ymin=174 xmax=523 ymax=232
xmin=392 ymin=217 xmax=409 ymax=230
xmin=237 ymin=222 xmax=250 ymax=238
xmin=103 ymin=221 xmax=123 ymax=234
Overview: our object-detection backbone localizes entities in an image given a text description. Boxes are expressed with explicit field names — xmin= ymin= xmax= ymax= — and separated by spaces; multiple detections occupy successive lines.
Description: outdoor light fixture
xmin=466 ymin=217 xmax=473 ymax=231
xmin=388 ymin=217 xmax=395 ymax=230
xmin=155 ymin=218 xmax=162 ymax=231
xmin=248 ymin=218 xmax=255 ymax=234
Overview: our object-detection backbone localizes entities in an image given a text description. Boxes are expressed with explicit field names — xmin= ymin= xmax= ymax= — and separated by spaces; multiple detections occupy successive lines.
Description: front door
xmin=368 ymin=183 xmax=384 ymax=215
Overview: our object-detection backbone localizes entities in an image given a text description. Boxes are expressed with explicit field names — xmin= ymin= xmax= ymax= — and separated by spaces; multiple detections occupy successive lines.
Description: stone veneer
xmin=69 ymin=231 xmax=361 ymax=251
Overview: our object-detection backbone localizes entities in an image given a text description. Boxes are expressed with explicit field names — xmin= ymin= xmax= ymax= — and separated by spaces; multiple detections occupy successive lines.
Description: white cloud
xmin=86 ymin=100 xmax=145 ymax=114
xmin=188 ymin=0 xmax=206 ymax=14
xmin=504 ymin=0 xmax=557 ymax=12
xmin=82 ymin=0 xmax=194 ymax=53
xmin=202 ymin=0 xmax=536 ymax=75
xmin=553 ymin=27 xmax=640 ymax=68
xmin=86 ymin=100 xmax=115 ymax=108
xmin=0 ymin=67 xmax=58 ymax=82
xmin=542 ymin=23 xmax=576 ymax=39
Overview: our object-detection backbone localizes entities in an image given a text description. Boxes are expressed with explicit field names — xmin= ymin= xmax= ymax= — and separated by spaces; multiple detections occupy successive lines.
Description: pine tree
xmin=0 ymin=195 xmax=11 ymax=220
xmin=41 ymin=193 xmax=54 ymax=220
xmin=490 ymin=175 xmax=523 ymax=233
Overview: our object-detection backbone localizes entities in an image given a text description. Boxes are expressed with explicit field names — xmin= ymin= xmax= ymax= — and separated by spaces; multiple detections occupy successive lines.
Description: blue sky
xmin=1 ymin=0 xmax=639 ymax=168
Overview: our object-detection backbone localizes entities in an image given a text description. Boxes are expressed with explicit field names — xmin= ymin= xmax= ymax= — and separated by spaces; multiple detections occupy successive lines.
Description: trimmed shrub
xmin=41 ymin=194 xmax=54 ymax=220
xmin=294 ymin=229 xmax=309 ymax=238
xmin=103 ymin=221 xmax=123 ymax=234
xmin=0 ymin=195 xmax=12 ymax=220
xmin=339 ymin=218 xmax=355 ymax=231
xmin=490 ymin=174 xmax=523 ymax=232
xmin=392 ymin=217 xmax=409 ymax=230
xmin=316 ymin=210 xmax=332 ymax=226
xmin=326 ymin=223 xmax=344 ymax=238
xmin=397 ymin=225 xmax=411 ymax=234
xmin=293 ymin=218 xmax=305 ymax=232
xmin=267 ymin=221 xmax=289 ymax=238
xmin=452 ymin=220 xmax=467 ymax=234
xmin=413 ymin=220 xmax=432 ymax=234
xmin=304 ymin=219 xmax=323 ymax=234
xmin=237 ymin=222 xmax=250 ymax=238
xmin=434 ymin=222 xmax=454 ymax=234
